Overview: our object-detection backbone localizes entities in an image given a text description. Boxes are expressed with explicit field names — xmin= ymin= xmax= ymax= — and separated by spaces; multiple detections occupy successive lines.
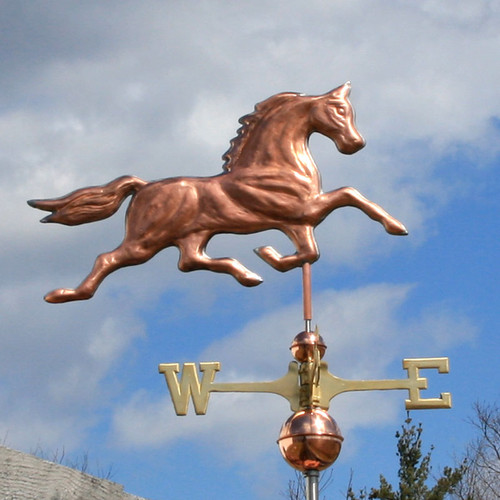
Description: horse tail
xmin=27 ymin=175 xmax=148 ymax=226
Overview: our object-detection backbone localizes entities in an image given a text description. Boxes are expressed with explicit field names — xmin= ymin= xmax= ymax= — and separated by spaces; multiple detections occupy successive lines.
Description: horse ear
xmin=327 ymin=82 xmax=351 ymax=99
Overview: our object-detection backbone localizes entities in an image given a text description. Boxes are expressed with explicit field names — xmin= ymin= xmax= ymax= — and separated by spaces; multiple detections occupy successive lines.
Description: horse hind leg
xmin=254 ymin=225 xmax=319 ymax=272
xmin=177 ymin=234 xmax=263 ymax=287
xmin=44 ymin=244 xmax=155 ymax=303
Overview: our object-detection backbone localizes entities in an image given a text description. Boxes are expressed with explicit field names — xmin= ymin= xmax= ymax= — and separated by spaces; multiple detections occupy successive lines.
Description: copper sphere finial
xmin=290 ymin=330 xmax=326 ymax=362
xmin=277 ymin=408 xmax=343 ymax=471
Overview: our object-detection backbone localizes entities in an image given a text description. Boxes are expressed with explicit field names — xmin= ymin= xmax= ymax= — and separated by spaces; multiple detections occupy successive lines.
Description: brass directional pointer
xmin=159 ymin=356 xmax=451 ymax=416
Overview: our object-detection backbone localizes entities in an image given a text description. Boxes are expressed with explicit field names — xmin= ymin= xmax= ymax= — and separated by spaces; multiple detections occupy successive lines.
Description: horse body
xmin=29 ymin=83 xmax=407 ymax=303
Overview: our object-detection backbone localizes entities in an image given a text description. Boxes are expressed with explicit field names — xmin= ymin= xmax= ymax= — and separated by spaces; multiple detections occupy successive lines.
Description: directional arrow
xmin=159 ymin=357 xmax=451 ymax=415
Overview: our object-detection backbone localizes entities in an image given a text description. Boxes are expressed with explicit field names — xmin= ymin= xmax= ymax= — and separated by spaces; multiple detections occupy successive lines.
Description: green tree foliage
xmin=347 ymin=417 xmax=465 ymax=500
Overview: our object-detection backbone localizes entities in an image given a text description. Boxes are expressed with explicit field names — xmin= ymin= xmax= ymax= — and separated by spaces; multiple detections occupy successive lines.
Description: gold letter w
xmin=158 ymin=362 xmax=221 ymax=415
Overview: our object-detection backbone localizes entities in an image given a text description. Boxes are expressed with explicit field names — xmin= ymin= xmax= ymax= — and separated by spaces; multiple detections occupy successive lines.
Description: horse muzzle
xmin=337 ymin=134 xmax=365 ymax=155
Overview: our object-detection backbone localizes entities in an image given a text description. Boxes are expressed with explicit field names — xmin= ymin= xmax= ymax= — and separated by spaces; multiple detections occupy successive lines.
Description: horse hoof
xmin=44 ymin=289 xmax=70 ymax=303
xmin=44 ymin=288 xmax=92 ymax=303
xmin=240 ymin=272 xmax=263 ymax=287
xmin=254 ymin=246 xmax=282 ymax=264
xmin=394 ymin=224 xmax=408 ymax=236
xmin=385 ymin=220 xmax=408 ymax=236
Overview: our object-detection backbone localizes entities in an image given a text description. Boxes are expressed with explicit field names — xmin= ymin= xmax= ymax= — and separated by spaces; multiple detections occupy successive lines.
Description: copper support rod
xmin=302 ymin=263 xmax=312 ymax=332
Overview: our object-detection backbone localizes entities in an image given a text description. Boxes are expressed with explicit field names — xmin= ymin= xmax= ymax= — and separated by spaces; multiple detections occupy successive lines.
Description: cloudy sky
xmin=0 ymin=1 xmax=498 ymax=498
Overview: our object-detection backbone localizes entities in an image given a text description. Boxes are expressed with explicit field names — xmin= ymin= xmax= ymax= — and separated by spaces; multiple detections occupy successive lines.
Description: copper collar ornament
xmin=28 ymin=83 xmax=406 ymax=304
xmin=29 ymin=83 xmax=451 ymax=500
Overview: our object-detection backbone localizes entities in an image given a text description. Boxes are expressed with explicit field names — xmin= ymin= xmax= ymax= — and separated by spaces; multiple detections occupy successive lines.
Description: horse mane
xmin=222 ymin=92 xmax=302 ymax=172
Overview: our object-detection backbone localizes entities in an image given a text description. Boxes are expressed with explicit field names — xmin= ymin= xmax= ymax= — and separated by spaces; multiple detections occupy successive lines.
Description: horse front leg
xmin=313 ymin=187 xmax=408 ymax=235
xmin=177 ymin=233 xmax=263 ymax=287
xmin=254 ymin=225 xmax=319 ymax=272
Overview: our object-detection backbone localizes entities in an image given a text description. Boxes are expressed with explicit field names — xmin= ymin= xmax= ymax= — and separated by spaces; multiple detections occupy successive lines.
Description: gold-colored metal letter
xmin=158 ymin=357 xmax=452 ymax=415
xmin=158 ymin=362 xmax=221 ymax=415
xmin=317 ymin=357 xmax=452 ymax=411
xmin=403 ymin=358 xmax=452 ymax=409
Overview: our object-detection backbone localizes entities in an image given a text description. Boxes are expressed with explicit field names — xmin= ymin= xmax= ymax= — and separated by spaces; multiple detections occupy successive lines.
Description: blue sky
xmin=0 ymin=1 xmax=498 ymax=499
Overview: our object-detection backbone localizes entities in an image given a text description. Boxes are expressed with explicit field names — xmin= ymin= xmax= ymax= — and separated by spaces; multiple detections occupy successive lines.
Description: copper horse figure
xmin=29 ymin=83 xmax=407 ymax=303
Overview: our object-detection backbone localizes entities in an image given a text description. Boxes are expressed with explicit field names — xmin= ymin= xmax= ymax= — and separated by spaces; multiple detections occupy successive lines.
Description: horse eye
xmin=336 ymin=106 xmax=346 ymax=116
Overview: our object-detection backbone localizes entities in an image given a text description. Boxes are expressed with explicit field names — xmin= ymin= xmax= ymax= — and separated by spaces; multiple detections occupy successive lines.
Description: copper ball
xmin=277 ymin=408 xmax=343 ymax=471
xmin=290 ymin=330 xmax=326 ymax=362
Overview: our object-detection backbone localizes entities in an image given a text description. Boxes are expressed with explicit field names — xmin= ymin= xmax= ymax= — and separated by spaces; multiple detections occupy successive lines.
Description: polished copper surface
xmin=291 ymin=330 xmax=326 ymax=362
xmin=29 ymin=83 xmax=407 ymax=303
xmin=278 ymin=408 xmax=343 ymax=471
xmin=302 ymin=263 xmax=312 ymax=324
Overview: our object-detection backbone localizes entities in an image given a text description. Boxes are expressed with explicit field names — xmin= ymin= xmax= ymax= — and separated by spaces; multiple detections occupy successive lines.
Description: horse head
xmin=310 ymin=82 xmax=365 ymax=155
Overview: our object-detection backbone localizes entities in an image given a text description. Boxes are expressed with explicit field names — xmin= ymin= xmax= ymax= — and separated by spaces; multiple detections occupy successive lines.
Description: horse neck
xmin=234 ymin=103 xmax=318 ymax=178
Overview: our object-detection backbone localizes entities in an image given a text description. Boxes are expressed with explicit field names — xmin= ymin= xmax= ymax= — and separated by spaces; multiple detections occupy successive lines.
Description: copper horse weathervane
xmin=29 ymin=83 xmax=407 ymax=303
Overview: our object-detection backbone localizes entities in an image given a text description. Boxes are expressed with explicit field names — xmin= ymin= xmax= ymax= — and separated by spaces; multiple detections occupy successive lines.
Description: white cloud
xmin=0 ymin=281 xmax=145 ymax=451
xmin=4 ymin=0 xmax=497 ymax=288
xmin=111 ymin=283 xmax=474 ymax=463
xmin=0 ymin=4 xmax=496 ymax=498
